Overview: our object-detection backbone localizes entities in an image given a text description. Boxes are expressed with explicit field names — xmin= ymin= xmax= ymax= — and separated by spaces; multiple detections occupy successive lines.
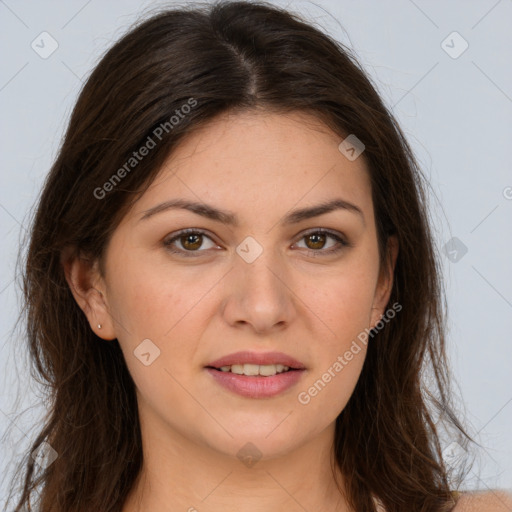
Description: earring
xmin=97 ymin=324 xmax=102 ymax=329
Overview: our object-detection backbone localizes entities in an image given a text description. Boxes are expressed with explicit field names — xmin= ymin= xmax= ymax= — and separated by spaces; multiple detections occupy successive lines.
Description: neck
xmin=122 ymin=405 xmax=352 ymax=512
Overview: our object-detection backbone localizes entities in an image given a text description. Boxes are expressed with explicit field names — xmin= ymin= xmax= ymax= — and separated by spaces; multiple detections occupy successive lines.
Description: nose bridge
xmin=236 ymin=234 xmax=285 ymax=298
xmin=224 ymin=234 xmax=294 ymax=331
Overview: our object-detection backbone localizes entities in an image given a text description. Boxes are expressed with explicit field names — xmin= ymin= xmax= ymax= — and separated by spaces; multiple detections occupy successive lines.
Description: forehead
xmin=132 ymin=109 xmax=374 ymax=226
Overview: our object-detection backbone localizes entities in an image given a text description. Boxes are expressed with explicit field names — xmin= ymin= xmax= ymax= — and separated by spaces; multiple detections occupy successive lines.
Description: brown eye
xmin=305 ymin=232 xmax=328 ymax=250
xmin=164 ymin=229 xmax=217 ymax=255
xmin=295 ymin=229 xmax=349 ymax=256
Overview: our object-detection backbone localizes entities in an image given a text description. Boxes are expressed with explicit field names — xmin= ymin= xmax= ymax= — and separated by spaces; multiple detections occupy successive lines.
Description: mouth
xmin=204 ymin=351 xmax=306 ymax=398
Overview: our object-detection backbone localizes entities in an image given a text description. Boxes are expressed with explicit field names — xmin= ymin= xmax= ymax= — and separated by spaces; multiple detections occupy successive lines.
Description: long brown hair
xmin=5 ymin=1 xmax=473 ymax=510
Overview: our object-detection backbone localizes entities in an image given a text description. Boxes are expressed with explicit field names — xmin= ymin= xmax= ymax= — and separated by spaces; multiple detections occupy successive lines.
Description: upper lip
xmin=206 ymin=351 xmax=306 ymax=370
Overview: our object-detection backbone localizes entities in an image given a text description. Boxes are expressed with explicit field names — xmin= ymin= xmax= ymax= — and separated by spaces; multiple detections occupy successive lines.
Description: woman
xmin=5 ymin=1 xmax=511 ymax=511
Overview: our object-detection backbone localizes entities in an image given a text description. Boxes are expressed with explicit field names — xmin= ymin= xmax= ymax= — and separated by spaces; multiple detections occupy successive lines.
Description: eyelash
xmin=163 ymin=228 xmax=350 ymax=257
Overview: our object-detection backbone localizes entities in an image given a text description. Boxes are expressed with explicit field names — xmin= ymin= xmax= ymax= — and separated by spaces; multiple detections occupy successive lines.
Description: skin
xmin=65 ymin=109 xmax=400 ymax=511
xmin=454 ymin=491 xmax=512 ymax=512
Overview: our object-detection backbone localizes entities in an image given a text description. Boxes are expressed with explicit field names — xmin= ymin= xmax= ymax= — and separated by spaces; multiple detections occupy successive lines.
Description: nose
xmin=220 ymin=245 xmax=297 ymax=335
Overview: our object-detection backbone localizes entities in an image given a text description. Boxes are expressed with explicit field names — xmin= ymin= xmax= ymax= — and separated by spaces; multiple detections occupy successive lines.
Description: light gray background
xmin=1 ymin=0 xmax=511 ymax=505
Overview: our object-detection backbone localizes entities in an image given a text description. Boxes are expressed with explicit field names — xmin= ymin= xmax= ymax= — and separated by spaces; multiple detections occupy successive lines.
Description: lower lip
xmin=205 ymin=368 xmax=305 ymax=398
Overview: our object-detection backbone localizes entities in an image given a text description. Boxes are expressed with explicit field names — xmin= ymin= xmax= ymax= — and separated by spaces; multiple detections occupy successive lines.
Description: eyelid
xmin=163 ymin=228 xmax=219 ymax=253
xmin=297 ymin=227 xmax=349 ymax=243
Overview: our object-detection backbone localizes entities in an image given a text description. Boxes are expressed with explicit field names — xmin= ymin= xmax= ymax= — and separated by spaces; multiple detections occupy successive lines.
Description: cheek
xmin=297 ymin=275 xmax=372 ymax=418
xmin=301 ymin=265 xmax=378 ymax=345
xmin=108 ymin=265 xmax=206 ymax=419
xmin=104 ymin=252 xmax=222 ymax=396
xmin=294 ymin=262 xmax=376 ymax=414
xmin=105 ymin=251 xmax=214 ymax=341
xmin=298 ymin=345 xmax=367 ymax=422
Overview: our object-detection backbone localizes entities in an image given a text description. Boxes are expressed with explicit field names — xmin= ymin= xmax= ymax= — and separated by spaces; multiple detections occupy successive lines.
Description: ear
xmin=370 ymin=234 xmax=399 ymax=329
xmin=61 ymin=247 xmax=117 ymax=340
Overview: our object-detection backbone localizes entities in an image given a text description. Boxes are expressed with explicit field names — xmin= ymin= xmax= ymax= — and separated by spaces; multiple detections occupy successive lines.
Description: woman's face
xmin=85 ymin=110 xmax=397 ymax=461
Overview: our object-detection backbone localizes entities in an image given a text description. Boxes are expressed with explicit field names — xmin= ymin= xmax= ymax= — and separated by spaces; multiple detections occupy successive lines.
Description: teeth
xmin=218 ymin=364 xmax=290 ymax=376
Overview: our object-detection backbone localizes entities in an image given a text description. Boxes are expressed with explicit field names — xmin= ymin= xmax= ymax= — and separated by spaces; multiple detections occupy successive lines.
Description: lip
xmin=206 ymin=351 xmax=306 ymax=370
xmin=205 ymin=367 xmax=306 ymax=398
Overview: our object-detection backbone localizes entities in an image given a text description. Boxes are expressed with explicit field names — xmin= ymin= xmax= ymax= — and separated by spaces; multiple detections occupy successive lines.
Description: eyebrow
xmin=139 ymin=197 xmax=365 ymax=227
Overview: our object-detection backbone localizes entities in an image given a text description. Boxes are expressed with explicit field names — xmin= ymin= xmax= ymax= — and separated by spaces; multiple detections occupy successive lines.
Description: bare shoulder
xmin=453 ymin=490 xmax=512 ymax=511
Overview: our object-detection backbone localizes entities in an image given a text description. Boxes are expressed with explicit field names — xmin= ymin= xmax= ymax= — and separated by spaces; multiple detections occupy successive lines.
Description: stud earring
xmin=97 ymin=324 xmax=102 ymax=329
